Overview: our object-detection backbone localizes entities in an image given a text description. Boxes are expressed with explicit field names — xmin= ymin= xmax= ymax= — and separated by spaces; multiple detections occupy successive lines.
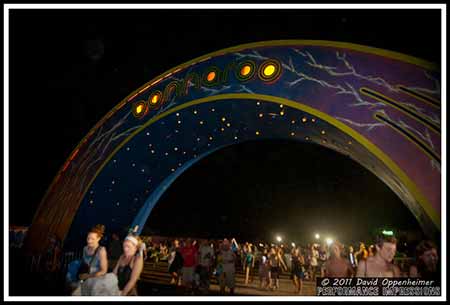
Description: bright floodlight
xmin=315 ymin=233 xmax=320 ymax=240
xmin=276 ymin=236 xmax=282 ymax=242
xmin=326 ymin=238 xmax=333 ymax=246
xmin=382 ymin=230 xmax=394 ymax=236
xmin=291 ymin=242 xmax=295 ymax=247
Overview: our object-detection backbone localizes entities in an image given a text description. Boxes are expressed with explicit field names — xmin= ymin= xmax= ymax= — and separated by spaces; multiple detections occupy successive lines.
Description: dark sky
xmin=147 ymin=139 xmax=422 ymax=245
xmin=9 ymin=9 xmax=440 ymax=242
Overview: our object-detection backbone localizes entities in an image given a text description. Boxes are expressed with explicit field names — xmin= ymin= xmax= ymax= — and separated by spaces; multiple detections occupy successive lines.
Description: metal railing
xmin=24 ymin=250 xmax=83 ymax=275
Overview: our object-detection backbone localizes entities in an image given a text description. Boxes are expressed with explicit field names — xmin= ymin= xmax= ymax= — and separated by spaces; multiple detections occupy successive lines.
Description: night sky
xmin=9 ymin=8 xmax=440 ymax=243
xmin=147 ymin=139 xmax=422 ymax=245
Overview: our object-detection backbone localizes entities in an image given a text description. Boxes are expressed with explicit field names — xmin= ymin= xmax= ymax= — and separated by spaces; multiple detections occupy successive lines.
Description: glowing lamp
xmin=151 ymin=94 xmax=159 ymax=104
xmin=241 ymin=65 xmax=251 ymax=76
xmin=263 ymin=64 xmax=276 ymax=77
xmin=136 ymin=104 xmax=144 ymax=114
xmin=207 ymin=71 xmax=216 ymax=82
xmin=382 ymin=230 xmax=394 ymax=236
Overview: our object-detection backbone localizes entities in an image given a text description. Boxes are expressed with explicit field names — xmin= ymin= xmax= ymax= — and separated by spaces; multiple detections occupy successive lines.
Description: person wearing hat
xmin=113 ymin=234 xmax=144 ymax=296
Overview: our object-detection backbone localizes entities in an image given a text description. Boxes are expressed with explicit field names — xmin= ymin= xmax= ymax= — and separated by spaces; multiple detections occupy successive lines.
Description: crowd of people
xmin=13 ymin=224 xmax=440 ymax=296
xmin=136 ymin=233 xmax=440 ymax=295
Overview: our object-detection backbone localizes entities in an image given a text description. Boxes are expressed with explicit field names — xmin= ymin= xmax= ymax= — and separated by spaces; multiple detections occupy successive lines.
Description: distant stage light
xmin=382 ymin=230 xmax=394 ymax=236
xmin=326 ymin=238 xmax=333 ymax=246
xmin=315 ymin=233 xmax=320 ymax=240
xmin=276 ymin=236 xmax=282 ymax=242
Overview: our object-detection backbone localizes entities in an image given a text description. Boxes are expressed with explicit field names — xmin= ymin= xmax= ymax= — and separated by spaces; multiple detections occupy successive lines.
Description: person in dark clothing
xmin=113 ymin=234 xmax=144 ymax=296
xmin=291 ymin=247 xmax=305 ymax=294
xmin=107 ymin=233 xmax=122 ymax=272
xmin=168 ymin=239 xmax=183 ymax=286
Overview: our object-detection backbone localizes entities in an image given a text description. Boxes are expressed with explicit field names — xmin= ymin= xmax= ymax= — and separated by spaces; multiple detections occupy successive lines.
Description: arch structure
xmin=24 ymin=40 xmax=441 ymax=253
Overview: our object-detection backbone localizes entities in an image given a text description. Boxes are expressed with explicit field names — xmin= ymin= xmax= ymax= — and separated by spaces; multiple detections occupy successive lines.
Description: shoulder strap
xmin=129 ymin=255 xmax=137 ymax=268
xmin=88 ymin=246 xmax=100 ymax=267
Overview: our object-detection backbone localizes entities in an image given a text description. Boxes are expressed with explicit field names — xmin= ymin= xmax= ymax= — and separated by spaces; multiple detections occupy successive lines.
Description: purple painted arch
xmin=24 ymin=40 xmax=441 ymax=253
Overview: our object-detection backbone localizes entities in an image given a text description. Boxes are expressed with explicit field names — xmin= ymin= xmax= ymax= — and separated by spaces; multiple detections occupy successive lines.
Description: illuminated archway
xmin=24 ymin=40 xmax=441 ymax=253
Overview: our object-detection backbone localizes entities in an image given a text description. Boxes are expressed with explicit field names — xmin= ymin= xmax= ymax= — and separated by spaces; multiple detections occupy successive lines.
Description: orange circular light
xmin=207 ymin=71 xmax=216 ymax=82
xmin=263 ymin=64 xmax=276 ymax=77
xmin=240 ymin=65 xmax=251 ymax=76
xmin=133 ymin=101 xmax=147 ymax=118
xmin=151 ymin=94 xmax=159 ymax=104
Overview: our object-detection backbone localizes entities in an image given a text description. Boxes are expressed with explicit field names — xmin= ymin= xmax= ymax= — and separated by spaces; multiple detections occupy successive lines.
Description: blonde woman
xmin=113 ymin=234 xmax=144 ymax=296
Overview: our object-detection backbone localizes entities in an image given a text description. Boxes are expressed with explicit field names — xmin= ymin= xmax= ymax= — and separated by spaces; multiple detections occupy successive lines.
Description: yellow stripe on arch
xmin=80 ymin=93 xmax=440 ymax=230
